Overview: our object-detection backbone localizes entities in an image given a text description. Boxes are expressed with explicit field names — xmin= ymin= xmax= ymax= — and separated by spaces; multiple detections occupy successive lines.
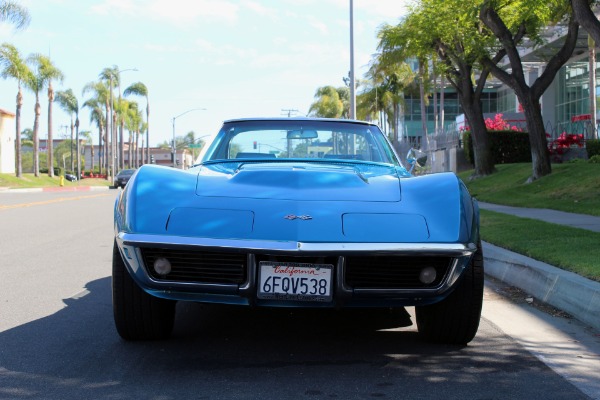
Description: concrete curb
xmin=484 ymin=241 xmax=600 ymax=331
xmin=1 ymin=186 xmax=111 ymax=193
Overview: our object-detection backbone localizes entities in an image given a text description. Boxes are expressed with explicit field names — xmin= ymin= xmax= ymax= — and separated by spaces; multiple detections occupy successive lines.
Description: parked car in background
xmin=113 ymin=169 xmax=136 ymax=188
xmin=64 ymin=173 xmax=78 ymax=182
xmin=112 ymin=118 xmax=483 ymax=345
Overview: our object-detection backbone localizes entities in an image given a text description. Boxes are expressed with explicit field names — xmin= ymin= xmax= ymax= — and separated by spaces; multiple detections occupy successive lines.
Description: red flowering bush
xmin=483 ymin=114 xmax=522 ymax=131
xmin=461 ymin=113 xmax=522 ymax=132
xmin=547 ymin=132 xmax=584 ymax=156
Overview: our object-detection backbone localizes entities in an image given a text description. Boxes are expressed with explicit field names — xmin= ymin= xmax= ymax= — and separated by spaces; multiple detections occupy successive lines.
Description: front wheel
xmin=415 ymin=242 xmax=484 ymax=345
xmin=112 ymin=241 xmax=176 ymax=340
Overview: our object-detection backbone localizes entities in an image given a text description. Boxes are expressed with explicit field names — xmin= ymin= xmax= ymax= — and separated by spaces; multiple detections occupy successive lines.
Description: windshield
xmin=202 ymin=119 xmax=400 ymax=165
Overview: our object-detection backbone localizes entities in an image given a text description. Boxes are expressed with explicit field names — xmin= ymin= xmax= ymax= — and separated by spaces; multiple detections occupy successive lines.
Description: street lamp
xmin=172 ymin=108 xmax=206 ymax=168
xmin=109 ymin=67 xmax=137 ymax=182
xmin=349 ymin=0 xmax=356 ymax=119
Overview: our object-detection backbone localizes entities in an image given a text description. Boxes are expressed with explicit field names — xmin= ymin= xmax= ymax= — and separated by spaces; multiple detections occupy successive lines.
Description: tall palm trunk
xmin=146 ymin=104 xmax=150 ymax=165
xmin=135 ymin=131 xmax=140 ymax=167
xmin=104 ymin=100 xmax=110 ymax=178
xmin=47 ymin=82 xmax=55 ymax=177
xmin=15 ymin=87 xmax=23 ymax=177
xmin=33 ymin=94 xmax=41 ymax=177
xmin=70 ymin=117 xmax=74 ymax=172
xmin=128 ymin=131 xmax=133 ymax=168
xmin=120 ymin=120 xmax=125 ymax=170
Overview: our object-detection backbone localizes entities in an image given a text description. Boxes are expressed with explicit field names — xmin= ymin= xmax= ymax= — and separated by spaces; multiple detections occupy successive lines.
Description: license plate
xmin=257 ymin=262 xmax=333 ymax=302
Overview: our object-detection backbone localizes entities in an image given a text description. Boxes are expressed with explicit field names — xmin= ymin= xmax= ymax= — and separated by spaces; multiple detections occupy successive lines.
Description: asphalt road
xmin=1 ymin=191 xmax=599 ymax=400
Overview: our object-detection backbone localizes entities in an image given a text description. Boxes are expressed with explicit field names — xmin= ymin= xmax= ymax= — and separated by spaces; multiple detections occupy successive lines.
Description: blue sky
xmin=1 ymin=0 xmax=407 ymax=146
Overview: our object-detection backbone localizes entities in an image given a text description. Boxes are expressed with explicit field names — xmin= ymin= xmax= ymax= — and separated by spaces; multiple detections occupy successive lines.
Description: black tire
xmin=415 ymin=241 xmax=484 ymax=345
xmin=112 ymin=241 xmax=176 ymax=340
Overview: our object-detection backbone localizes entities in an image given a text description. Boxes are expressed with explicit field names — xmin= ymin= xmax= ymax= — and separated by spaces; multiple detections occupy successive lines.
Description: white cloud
xmin=241 ymin=1 xmax=280 ymax=20
xmin=91 ymin=0 xmax=240 ymax=24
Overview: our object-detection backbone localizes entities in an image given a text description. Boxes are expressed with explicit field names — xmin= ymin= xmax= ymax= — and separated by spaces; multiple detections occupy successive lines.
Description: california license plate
xmin=257 ymin=262 xmax=333 ymax=302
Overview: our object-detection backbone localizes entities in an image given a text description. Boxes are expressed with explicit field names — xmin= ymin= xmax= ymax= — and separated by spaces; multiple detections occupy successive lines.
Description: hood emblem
xmin=284 ymin=214 xmax=313 ymax=221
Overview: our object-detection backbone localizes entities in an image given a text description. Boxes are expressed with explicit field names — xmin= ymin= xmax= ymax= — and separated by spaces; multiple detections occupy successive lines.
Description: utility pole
xmin=281 ymin=109 xmax=299 ymax=117
xmin=349 ymin=0 xmax=356 ymax=120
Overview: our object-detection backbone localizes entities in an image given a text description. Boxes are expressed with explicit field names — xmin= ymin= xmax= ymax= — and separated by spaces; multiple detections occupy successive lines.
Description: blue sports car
xmin=113 ymin=118 xmax=483 ymax=344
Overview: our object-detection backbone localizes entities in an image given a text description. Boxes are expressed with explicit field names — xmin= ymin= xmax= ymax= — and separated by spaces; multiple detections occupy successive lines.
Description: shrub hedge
xmin=463 ymin=130 xmax=531 ymax=165
xmin=587 ymin=139 xmax=600 ymax=157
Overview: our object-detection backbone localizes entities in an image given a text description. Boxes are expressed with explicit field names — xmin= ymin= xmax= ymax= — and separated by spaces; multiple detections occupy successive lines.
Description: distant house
xmin=0 ymin=108 xmax=16 ymax=174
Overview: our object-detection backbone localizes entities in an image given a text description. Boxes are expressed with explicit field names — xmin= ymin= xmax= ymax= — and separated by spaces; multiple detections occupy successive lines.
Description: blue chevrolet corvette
xmin=113 ymin=118 xmax=483 ymax=344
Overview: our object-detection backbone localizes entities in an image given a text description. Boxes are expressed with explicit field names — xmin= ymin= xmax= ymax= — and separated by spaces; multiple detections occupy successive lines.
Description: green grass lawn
xmin=480 ymin=210 xmax=600 ymax=282
xmin=458 ymin=163 xmax=600 ymax=216
xmin=0 ymin=173 xmax=112 ymax=188
xmin=457 ymin=163 xmax=600 ymax=281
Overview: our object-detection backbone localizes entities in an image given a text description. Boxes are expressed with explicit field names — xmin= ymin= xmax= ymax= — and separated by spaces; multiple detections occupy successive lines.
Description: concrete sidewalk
xmin=479 ymin=201 xmax=600 ymax=233
xmin=478 ymin=202 xmax=600 ymax=331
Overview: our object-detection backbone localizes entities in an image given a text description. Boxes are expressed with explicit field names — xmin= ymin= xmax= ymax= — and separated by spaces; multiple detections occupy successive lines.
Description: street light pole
xmin=349 ymin=0 xmax=356 ymax=120
xmin=172 ymin=108 xmax=206 ymax=168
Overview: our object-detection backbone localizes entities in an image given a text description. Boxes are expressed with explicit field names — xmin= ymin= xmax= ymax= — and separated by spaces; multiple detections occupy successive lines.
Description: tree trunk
xmin=590 ymin=35 xmax=598 ymax=140
xmin=47 ymin=83 xmax=55 ymax=177
xmin=70 ymin=118 xmax=74 ymax=172
xmin=33 ymin=97 xmax=40 ymax=177
xmin=462 ymin=100 xmax=494 ymax=177
xmin=76 ymin=118 xmax=81 ymax=179
xmin=15 ymin=88 xmax=22 ymax=178
xmin=136 ymin=131 xmax=140 ymax=167
xmin=520 ymin=93 xmax=551 ymax=180
xmin=146 ymin=104 xmax=150 ymax=165
xmin=572 ymin=0 xmax=600 ymax=44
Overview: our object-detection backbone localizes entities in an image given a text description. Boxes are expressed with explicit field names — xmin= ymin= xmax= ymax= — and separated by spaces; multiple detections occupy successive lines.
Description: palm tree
xmin=83 ymin=98 xmax=105 ymax=174
xmin=0 ymin=1 xmax=30 ymax=30
xmin=55 ymin=89 xmax=79 ymax=175
xmin=82 ymin=81 xmax=110 ymax=175
xmin=0 ymin=42 xmax=31 ymax=177
xmin=99 ymin=66 xmax=119 ymax=176
xmin=23 ymin=53 xmax=63 ymax=177
xmin=45 ymin=64 xmax=64 ymax=177
xmin=365 ymin=56 xmax=417 ymax=144
xmin=123 ymin=82 xmax=149 ymax=164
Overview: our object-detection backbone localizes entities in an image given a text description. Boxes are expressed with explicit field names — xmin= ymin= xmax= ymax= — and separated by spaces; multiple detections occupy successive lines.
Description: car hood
xmin=195 ymin=162 xmax=401 ymax=202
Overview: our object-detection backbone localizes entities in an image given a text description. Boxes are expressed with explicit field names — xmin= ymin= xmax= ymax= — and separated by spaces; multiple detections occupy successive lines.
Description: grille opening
xmin=345 ymin=256 xmax=453 ymax=289
xmin=140 ymin=248 xmax=247 ymax=284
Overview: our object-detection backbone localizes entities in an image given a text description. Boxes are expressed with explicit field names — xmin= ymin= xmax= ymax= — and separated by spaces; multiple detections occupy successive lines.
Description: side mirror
xmin=406 ymin=148 xmax=427 ymax=173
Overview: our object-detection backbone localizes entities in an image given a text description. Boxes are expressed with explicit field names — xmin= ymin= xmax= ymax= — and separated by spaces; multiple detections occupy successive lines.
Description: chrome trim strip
xmin=117 ymin=232 xmax=476 ymax=256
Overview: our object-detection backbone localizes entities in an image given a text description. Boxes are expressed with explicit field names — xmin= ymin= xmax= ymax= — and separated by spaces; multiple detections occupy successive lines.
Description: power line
xmin=281 ymin=109 xmax=299 ymax=117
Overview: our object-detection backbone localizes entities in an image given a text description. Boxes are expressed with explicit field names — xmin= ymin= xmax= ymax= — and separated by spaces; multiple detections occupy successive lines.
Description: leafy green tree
xmin=362 ymin=57 xmax=417 ymax=143
xmin=0 ymin=1 xmax=30 ymax=30
xmin=479 ymin=0 xmax=579 ymax=180
xmin=376 ymin=0 xmax=508 ymax=177
xmin=23 ymin=53 xmax=63 ymax=177
xmin=124 ymin=82 xmax=150 ymax=164
xmin=308 ymin=86 xmax=345 ymax=118
xmin=0 ymin=42 xmax=31 ymax=177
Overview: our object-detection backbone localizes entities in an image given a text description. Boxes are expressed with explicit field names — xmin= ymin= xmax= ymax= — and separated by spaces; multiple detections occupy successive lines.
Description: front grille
xmin=140 ymin=248 xmax=247 ymax=284
xmin=345 ymin=256 xmax=453 ymax=289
